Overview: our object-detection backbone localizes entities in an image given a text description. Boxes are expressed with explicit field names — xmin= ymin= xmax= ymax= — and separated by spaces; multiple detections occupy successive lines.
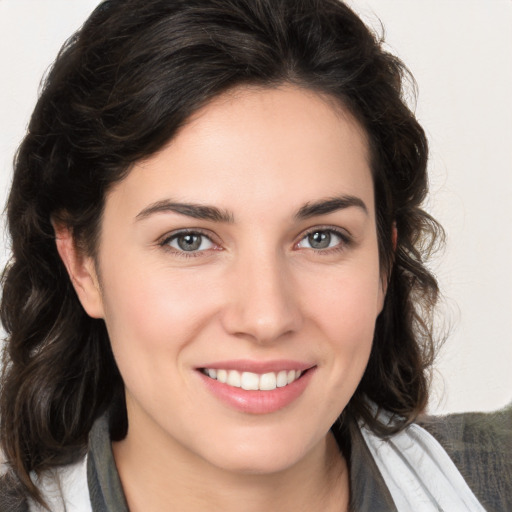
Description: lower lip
xmin=198 ymin=369 xmax=314 ymax=414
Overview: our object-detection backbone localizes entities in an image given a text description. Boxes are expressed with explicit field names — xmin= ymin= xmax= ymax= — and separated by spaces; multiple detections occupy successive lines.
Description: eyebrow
xmin=294 ymin=195 xmax=368 ymax=220
xmin=135 ymin=200 xmax=234 ymax=223
xmin=135 ymin=194 xmax=368 ymax=223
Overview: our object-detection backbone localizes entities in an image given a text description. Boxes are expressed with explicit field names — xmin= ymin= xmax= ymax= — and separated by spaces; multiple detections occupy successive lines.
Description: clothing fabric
xmin=1 ymin=406 xmax=511 ymax=511
xmin=27 ymin=458 xmax=90 ymax=512
xmin=360 ymin=419 xmax=485 ymax=510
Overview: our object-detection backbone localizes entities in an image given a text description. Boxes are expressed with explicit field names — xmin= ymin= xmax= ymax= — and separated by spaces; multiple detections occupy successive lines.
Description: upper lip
xmin=197 ymin=359 xmax=315 ymax=374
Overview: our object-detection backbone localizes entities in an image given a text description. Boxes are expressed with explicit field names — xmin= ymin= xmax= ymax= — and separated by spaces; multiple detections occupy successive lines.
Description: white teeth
xmin=227 ymin=370 xmax=241 ymax=387
xmin=276 ymin=370 xmax=288 ymax=388
xmin=241 ymin=372 xmax=259 ymax=390
xmin=259 ymin=372 xmax=277 ymax=390
xmin=203 ymin=368 xmax=304 ymax=390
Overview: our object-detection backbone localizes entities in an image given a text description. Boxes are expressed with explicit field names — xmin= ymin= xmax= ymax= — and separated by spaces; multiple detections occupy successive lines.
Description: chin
xmin=195 ymin=423 xmax=323 ymax=476
xmin=208 ymin=448 xmax=306 ymax=476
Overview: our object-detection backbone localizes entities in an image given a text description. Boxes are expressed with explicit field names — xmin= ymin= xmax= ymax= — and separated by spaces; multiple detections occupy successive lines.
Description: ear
xmin=53 ymin=221 xmax=104 ymax=319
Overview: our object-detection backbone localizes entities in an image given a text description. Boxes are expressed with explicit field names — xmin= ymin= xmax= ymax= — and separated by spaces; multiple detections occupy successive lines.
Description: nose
xmin=220 ymin=251 xmax=303 ymax=344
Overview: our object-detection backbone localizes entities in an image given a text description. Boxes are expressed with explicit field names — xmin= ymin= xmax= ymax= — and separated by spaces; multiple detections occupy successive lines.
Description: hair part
xmin=1 ymin=0 xmax=443 ymax=506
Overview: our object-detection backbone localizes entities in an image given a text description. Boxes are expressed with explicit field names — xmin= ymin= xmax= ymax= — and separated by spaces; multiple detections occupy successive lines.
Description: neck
xmin=113 ymin=423 xmax=349 ymax=512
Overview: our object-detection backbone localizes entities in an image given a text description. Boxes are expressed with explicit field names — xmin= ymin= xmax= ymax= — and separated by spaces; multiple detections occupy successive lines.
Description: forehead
xmin=175 ymin=84 xmax=370 ymax=173
xmin=105 ymin=85 xmax=374 ymax=221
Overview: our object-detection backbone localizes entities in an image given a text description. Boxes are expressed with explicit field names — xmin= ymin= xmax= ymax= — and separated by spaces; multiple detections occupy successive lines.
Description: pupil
xmin=178 ymin=234 xmax=201 ymax=251
xmin=309 ymin=231 xmax=330 ymax=249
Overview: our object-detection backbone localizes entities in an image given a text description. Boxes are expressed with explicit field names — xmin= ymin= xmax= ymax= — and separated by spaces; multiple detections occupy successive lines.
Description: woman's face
xmin=84 ymin=85 xmax=385 ymax=474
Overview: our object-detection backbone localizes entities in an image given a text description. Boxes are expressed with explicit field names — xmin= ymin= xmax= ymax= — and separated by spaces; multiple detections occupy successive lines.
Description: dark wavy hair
xmin=1 ymin=0 xmax=443 ymax=506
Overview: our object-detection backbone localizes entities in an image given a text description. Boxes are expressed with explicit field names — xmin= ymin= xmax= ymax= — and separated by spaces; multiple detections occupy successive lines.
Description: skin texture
xmin=56 ymin=85 xmax=386 ymax=511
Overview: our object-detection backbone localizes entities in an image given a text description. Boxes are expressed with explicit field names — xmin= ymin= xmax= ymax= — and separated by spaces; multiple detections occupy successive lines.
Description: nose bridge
xmin=221 ymin=244 xmax=301 ymax=343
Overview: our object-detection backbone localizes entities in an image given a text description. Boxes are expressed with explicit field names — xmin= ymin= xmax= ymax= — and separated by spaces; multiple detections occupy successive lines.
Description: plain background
xmin=0 ymin=0 xmax=511 ymax=415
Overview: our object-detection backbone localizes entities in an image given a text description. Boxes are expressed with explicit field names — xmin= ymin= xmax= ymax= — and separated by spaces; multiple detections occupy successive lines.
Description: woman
xmin=0 ymin=0 xmax=510 ymax=510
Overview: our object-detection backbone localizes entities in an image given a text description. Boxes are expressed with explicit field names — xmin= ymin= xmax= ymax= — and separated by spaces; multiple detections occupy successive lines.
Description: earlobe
xmin=53 ymin=222 xmax=104 ymax=319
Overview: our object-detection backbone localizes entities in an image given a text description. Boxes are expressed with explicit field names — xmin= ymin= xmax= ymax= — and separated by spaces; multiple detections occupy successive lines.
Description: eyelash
xmin=158 ymin=227 xmax=351 ymax=258
xmin=159 ymin=229 xmax=219 ymax=258
xmin=295 ymin=226 xmax=351 ymax=255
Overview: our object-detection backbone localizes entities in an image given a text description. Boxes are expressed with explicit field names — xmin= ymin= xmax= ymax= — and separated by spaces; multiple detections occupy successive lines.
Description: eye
xmin=164 ymin=231 xmax=215 ymax=253
xmin=296 ymin=229 xmax=346 ymax=250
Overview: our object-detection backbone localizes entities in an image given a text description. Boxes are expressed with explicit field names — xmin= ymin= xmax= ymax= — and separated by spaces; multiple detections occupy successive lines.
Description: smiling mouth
xmin=200 ymin=368 xmax=306 ymax=391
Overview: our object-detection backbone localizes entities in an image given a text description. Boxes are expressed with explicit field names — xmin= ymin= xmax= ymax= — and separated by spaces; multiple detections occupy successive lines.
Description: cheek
xmin=99 ymin=259 xmax=221 ymax=369
xmin=305 ymin=267 xmax=382 ymax=336
xmin=301 ymin=265 xmax=381 ymax=379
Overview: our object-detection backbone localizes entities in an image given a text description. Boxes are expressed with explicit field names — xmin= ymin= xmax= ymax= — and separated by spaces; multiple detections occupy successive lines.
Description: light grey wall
xmin=1 ymin=0 xmax=511 ymax=414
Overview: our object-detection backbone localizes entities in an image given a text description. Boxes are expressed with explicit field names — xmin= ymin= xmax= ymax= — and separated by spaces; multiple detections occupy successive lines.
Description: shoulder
xmin=0 ymin=471 xmax=30 ymax=512
xmin=418 ymin=404 xmax=512 ymax=512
